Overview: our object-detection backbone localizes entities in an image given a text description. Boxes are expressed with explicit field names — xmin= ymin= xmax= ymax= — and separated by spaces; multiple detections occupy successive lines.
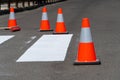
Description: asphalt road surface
xmin=0 ymin=0 xmax=120 ymax=80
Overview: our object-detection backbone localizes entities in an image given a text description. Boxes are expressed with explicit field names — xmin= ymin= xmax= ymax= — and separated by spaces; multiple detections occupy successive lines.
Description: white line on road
xmin=0 ymin=35 xmax=14 ymax=44
xmin=25 ymin=36 xmax=37 ymax=44
xmin=17 ymin=34 xmax=73 ymax=62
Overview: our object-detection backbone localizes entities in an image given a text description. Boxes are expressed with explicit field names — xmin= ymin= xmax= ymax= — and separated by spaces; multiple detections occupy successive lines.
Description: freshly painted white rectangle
xmin=17 ymin=34 xmax=73 ymax=62
xmin=0 ymin=35 xmax=14 ymax=44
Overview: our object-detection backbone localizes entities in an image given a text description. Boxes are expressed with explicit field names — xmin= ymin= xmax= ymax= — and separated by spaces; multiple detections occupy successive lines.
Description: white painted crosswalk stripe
xmin=16 ymin=34 xmax=73 ymax=62
xmin=0 ymin=35 xmax=14 ymax=44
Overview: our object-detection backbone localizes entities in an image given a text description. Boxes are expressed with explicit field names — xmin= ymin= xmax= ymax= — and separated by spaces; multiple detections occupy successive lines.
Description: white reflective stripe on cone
xmin=9 ymin=12 xmax=15 ymax=19
xmin=42 ymin=13 xmax=48 ymax=20
xmin=80 ymin=28 xmax=92 ymax=43
xmin=57 ymin=14 xmax=64 ymax=22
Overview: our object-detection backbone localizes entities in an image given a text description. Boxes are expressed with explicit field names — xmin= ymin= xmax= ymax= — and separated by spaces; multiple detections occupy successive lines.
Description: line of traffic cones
xmin=39 ymin=7 xmax=68 ymax=34
xmin=40 ymin=7 xmax=101 ymax=65
xmin=1 ymin=7 xmax=101 ymax=65
xmin=2 ymin=7 xmax=67 ymax=33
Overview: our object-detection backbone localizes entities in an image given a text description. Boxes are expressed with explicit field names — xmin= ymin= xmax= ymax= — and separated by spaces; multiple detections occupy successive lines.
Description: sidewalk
xmin=0 ymin=2 xmax=39 ymax=15
xmin=1 ymin=2 xmax=36 ymax=10
xmin=0 ymin=0 xmax=65 ymax=15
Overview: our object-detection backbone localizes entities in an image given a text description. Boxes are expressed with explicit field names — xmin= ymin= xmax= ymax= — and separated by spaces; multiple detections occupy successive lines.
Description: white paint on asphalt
xmin=0 ymin=35 xmax=14 ymax=44
xmin=31 ymin=36 xmax=37 ymax=40
xmin=17 ymin=34 xmax=73 ymax=62
xmin=25 ymin=36 xmax=37 ymax=44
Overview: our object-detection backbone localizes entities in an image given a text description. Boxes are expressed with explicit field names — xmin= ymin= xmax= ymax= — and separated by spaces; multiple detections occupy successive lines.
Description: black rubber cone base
xmin=39 ymin=29 xmax=53 ymax=32
xmin=74 ymin=59 xmax=101 ymax=65
xmin=53 ymin=31 xmax=69 ymax=34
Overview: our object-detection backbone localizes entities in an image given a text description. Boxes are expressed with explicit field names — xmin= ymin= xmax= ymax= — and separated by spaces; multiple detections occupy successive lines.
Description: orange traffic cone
xmin=39 ymin=7 xmax=52 ymax=31
xmin=74 ymin=18 xmax=101 ymax=65
xmin=53 ymin=8 xmax=68 ymax=34
xmin=8 ymin=7 xmax=21 ymax=32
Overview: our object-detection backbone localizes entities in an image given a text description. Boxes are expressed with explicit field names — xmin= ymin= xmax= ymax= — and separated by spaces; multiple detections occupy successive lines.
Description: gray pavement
xmin=0 ymin=0 xmax=120 ymax=80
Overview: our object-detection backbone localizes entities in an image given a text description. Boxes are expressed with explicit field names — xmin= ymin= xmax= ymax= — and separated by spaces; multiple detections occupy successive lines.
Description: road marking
xmin=25 ymin=36 xmax=37 ymax=44
xmin=17 ymin=34 xmax=73 ymax=62
xmin=0 ymin=35 xmax=14 ymax=44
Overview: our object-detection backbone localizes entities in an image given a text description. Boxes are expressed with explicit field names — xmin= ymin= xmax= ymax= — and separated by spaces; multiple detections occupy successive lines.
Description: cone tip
xmin=81 ymin=18 xmax=90 ymax=28
xmin=10 ymin=7 xmax=14 ymax=12
xmin=42 ymin=7 xmax=47 ymax=12
xmin=58 ymin=8 xmax=63 ymax=14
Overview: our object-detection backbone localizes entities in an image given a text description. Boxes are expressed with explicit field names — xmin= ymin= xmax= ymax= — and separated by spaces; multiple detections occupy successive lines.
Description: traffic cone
xmin=39 ymin=7 xmax=52 ymax=31
xmin=74 ymin=18 xmax=101 ymax=65
xmin=53 ymin=8 xmax=68 ymax=34
xmin=8 ymin=7 xmax=21 ymax=32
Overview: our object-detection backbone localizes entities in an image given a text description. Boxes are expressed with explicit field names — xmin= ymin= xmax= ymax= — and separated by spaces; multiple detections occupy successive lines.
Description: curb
xmin=0 ymin=5 xmax=39 ymax=15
